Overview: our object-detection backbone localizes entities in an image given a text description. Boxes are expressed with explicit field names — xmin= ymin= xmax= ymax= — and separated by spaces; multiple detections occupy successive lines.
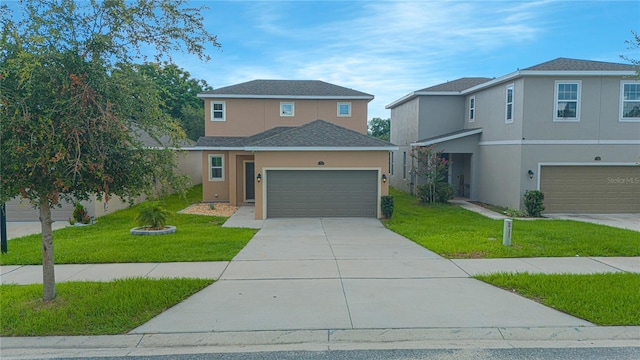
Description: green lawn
xmin=0 ymin=278 xmax=213 ymax=336
xmin=477 ymin=273 xmax=640 ymax=326
xmin=0 ymin=185 xmax=257 ymax=265
xmin=384 ymin=188 xmax=640 ymax=258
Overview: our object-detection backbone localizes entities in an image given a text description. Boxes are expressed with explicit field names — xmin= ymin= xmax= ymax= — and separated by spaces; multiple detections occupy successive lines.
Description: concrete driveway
xmin=132 ymin=217 xmax=591 ymax=334
xmin=544 ymin=213 xmax=639 ymax=232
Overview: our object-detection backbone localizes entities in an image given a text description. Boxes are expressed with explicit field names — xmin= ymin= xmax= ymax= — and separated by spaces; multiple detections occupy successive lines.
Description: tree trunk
xmin=40 ymin=202 xmax=56 ymax=301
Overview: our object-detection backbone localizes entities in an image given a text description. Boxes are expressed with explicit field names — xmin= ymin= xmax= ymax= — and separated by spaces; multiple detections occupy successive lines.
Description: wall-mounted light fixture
xmin=382 ymin=174 xmax=387 ymax=183
xmin=527 ymin=170 xmax=534 ymax=179
xmin=256 ymin=173 xmax=262 ymax=182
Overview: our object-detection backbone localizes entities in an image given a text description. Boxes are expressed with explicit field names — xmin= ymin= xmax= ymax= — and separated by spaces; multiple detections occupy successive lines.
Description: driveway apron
xmin=131 ymin=218 xmax=592 ymax=333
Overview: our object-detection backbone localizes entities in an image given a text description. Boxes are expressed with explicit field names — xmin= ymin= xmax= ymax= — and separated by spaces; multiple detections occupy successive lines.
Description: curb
xmin=2 ymin=326 xmax=639 ymax=359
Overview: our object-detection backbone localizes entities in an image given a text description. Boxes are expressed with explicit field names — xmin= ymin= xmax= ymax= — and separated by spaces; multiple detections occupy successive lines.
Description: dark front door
xmin=245 ymin=162 xmax=255 ymax=202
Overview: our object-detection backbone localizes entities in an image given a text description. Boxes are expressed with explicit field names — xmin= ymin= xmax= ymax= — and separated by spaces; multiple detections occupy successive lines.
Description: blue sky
xmin=7 ymin=0 xmax=640 ymax=119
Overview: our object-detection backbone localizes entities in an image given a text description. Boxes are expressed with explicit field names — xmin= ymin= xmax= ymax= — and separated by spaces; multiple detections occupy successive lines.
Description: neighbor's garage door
xmin=5 ymin=198 xmax=76 ymax=221
xmin=540 ymin=166 xmax=640 ymax=213
xmin=266 ymin=170 xmax=378 ymax=218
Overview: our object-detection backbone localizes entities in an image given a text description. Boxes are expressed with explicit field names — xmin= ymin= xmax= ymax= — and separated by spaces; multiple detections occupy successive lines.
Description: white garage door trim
xmin=262 ymin=167 xmax=382 ymax=218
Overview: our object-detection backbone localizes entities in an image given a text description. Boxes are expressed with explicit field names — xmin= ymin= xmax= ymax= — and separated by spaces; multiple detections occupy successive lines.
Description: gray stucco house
xmin=387 ymin=58 xmax=640 ymax=213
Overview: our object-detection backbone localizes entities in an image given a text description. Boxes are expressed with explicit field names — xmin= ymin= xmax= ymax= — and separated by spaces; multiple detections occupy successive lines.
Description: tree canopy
xmin=368 ymin=117 xmax=390 ymax=141
xmin=135 ymin=63 xmax=212 ymax=141
xmin=0 ymin=0 xmax=220 ymax=300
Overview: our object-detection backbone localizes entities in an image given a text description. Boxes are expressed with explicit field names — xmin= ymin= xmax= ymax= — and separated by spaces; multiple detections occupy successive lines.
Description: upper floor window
xmin=505 ymin=84 xmax=514 ymax=123
xmin=211 ymin=101 xmax=225 ymax=121
xmin=337 ymin=102 xmax=352 ymax=117
xmin=209 ymin=154 xmax=224 ymax=181
xmin=620 ymin=81 xmax=640 ymax=122
xmin=469 ymin=96 xmax=476 ymax=122
xmin=280 ymin=102 xmax=294 ymax=116
xmin=554 ymin=81 xmax=581 ymax=122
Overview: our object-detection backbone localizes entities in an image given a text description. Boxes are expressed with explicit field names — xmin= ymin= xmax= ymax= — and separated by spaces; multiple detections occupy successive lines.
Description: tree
xmin=410 ymin=145 xmax=452 ymax=204
xmin=135 ymin=63 xmax=212 ymax=141
xmin=368 ymin=117 xmax=390 ymax=141
xmin=621 ymin=30 xmax=640 ymax=79
xmin=0 ymin=0 xmax=220 ymax=301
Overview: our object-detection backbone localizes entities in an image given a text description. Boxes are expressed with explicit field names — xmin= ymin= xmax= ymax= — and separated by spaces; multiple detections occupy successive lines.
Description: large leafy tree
xmin=0 ymin=0 xmax=220 ymax=301
xmin=135 ymin=63 xmax=212 ymax=141
xmin=368 ymin=117 xmax=390 ymax=141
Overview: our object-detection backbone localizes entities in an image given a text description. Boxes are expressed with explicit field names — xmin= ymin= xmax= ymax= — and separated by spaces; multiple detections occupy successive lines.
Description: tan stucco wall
xmin=204 ymin=98 xmax=368 ymax=136
xmin=253 ymin=151 xmax=390 ymax=219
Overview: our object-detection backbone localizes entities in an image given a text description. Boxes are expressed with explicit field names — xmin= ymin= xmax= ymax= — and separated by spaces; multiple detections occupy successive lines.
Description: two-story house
xmin=387 ymin=58 xmax=640 ymax=213
xmin=194 ymin=80 xmax=397 ymax=219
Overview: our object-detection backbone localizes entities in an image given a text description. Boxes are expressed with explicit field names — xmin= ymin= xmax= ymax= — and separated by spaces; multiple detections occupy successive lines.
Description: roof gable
xmin=199 ymin=80 xmax=374 ymax=99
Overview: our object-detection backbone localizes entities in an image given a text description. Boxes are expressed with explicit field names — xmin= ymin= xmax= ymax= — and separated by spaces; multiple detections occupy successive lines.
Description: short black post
xmin=1 ymin=203 xmax=7 ymax=253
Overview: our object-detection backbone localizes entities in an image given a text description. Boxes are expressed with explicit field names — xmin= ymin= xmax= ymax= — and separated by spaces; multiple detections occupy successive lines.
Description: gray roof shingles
xmin=418 ymin=77 xmax=493 ymax=92
xmin=200 ymin=80 xmax=374 ymax=98
xmin=195 ymin=120 xmax=394 ymax=149
xmin=523 ymin=57 xmax=638 ymax=71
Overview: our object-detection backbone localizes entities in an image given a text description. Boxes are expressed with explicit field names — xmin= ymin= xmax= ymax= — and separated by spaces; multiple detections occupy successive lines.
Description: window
xmin=469 ymin=96 xmax=476 ymax=122
xmin=280 ymin=102 xmax=294 ymax=117
xmin=337 ymin=102 xmax=351 ymax=117
xmin=621 ymin=82 xmax=640 ymax=121
xmin=505 ymin=84 xmax=514 ymax=123
xmin=209 ymin=154 xmax=224 ymax=181
xmin=211 ymin=101 xmax=225 ymax=121
xmin=390 ymin=152 xmax=394 ymax=175
xmin=402 ymin=151 xmax=407 ymax=180
xmin=554 ymin=81 xmax=581 ymax=121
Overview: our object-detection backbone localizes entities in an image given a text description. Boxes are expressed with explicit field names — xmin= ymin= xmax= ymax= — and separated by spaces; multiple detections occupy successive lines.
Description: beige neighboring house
xmin=194 ymin=80 xmax=397 ymax=220
xmin=5 ymin=130 xmax=202 ymax=222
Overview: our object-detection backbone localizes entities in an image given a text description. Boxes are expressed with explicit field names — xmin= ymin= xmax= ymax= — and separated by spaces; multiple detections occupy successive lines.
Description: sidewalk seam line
xmin=321 ymin=218 xmax=354 ymax=329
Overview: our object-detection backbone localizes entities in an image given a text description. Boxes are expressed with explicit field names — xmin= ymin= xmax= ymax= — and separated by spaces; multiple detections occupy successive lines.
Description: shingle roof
xmin=199 ymin=80 xmax=374 ymax=99
xmin=418 ymin=77 xmax=493 ymax=92
xmin=523 ymin=57 xmax=638 ymax=71
xmin=195 ymin=120 xmax=395 ymax=149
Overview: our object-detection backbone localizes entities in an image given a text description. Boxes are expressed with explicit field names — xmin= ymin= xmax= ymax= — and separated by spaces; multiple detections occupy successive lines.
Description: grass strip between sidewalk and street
xmin=476 ymin=272 xmax=640 ymax=326
xmin=0 ymin=185 xmax=257 ymax=265
xmin=0 ymin=278 xmax=213 ymax=336
xmin=384 ymin=188 xmax=640 ymax=259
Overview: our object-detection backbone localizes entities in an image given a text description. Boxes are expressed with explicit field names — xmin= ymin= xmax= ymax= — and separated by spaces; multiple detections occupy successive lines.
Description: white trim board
xmin=479 ymin=140 xmax=640 ymax=146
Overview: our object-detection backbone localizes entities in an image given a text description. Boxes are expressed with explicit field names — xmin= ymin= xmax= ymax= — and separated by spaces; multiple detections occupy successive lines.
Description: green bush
xmin=416 ymin=182 xmax=455 ymax=203
xmin=135 ymin=202 xmax=171 ymax=229
xmin=524 ymin=190 xmax=545 ymax=217
xmin=381 ymin=195 xmax=394 ymax=219
xmin=71 ymin=203 xmax=91 ymax=224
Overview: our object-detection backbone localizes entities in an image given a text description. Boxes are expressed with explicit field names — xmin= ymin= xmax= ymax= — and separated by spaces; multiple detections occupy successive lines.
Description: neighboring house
xmin=194 ymin=80 xmax=397 ymax=219
xmin=5 ymin=130 xmax=202 ymax=222
xmin=387 ymin=58 xmax=640 ymax=213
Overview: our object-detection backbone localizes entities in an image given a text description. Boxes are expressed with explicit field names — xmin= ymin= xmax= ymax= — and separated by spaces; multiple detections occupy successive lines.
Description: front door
xmin=244 ymin=161 xmax=255 ymax=202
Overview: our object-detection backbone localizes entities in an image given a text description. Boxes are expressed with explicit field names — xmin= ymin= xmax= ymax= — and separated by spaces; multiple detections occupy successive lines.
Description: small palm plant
xmin=135 ymin=202 xmax=171 ymax=230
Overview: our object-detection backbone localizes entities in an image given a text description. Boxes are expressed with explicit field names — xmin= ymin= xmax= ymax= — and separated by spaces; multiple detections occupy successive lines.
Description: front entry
xmin=244 ymin=161 xmax=255 ymax=202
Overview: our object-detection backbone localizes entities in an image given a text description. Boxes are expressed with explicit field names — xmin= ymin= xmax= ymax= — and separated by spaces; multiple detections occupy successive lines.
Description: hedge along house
xmin=195 ymin=80 xmax=397 ymax=219
xmin=387 ymin=58 xmax=640 ymax=213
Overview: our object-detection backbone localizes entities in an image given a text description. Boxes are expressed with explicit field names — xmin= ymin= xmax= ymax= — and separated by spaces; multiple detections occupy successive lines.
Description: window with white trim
xmin=505 ymin=84 xmax=514 ymax=123
xmin=469 ymin=96 xmax=476 ymax=122
xmin=621 ymin=81 xmax=640 ymax=121
xmin=337 ymin=102 xmax=351 ymax=117
xmin=208 ymin=154 xmax=224 ymax=181
xmin=554 ymin=81 xmax=581 ymax=121
xmin=211 ymin=101 xmax=225 ymax=121
xmin=280 ymin=102 xmax=294 ymax=116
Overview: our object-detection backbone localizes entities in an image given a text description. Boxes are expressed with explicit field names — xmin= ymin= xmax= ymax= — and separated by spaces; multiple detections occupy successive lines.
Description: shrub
xmin=524 ymin=190 xmax=545 ymax=217
xmin=416 ymin=182 xmax=455 ymax=203
xmin=505 ymin=208 xmax=528 ymax=218
xmin=208 ymin=203 xmax=216 ymax=210
xmin=71 ymin=203 xmax=91 ymax=224
xmin=381 ymin=196 xmax=394 ymax=219
xmin=136 ymin=202 xmax=171 ymax=230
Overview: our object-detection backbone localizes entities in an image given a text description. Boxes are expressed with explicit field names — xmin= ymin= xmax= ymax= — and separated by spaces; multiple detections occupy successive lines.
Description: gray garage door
xmin=540 ymin=166 xmax=640 ymax=213
xmin=266 ymin=170 xmax=378 ymax=218
xmin=5 ymin=197 xmax=76 ymax=221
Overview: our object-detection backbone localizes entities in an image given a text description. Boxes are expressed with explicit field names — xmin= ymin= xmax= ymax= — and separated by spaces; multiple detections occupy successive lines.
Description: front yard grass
xmin=384 ymin=188 xmax=640 ymax=258
xmin=476 ymin=272 xmax=640 ymax=326
xmin=0 ymin=185 xmax=257 ymax=265
xmin=0 ymin=278 xmax=213 ymax=336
